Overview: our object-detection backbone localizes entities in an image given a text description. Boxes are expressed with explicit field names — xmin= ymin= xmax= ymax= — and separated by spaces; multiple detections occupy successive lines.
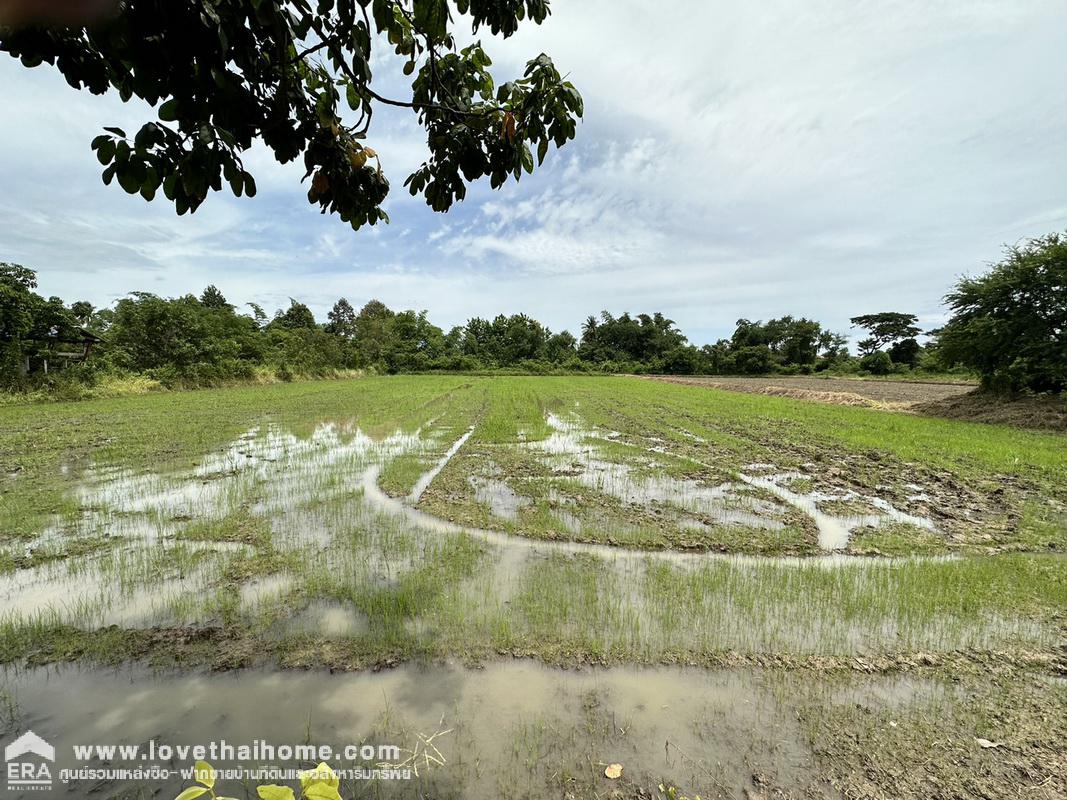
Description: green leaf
xmin=194 ymin=760 xmax=215 ymax=789
xmin=95 ymin=140 xmax=116 ymax=165
xmin=103 ymin=126 xmax=126 ymax=137
xmin=257 ymin=787 xmax=296 ymax=800
xmin=303 ymin=785 xmax=342 ymax=800
xmin=299 ymin=763 xmax=339 ymax=791
xmin=371 ymin=0 xmax=392 ymax=32
xmin=158 ymin=99 xmax=179 ymax=122
xmin=174 ymin=788 xmax=209 ymax=800
xmin=520 ymin=144 xmax=534 ymax=174
xmin=117 ymin=167 xmax=141 ymax=195
xmin=242 ymin=172 xmax=257 ymax=198
xmin=413 ymin=0 xmax=448 ymax=41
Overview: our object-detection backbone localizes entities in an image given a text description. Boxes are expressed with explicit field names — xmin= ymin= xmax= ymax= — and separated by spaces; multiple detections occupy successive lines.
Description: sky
xmin=2 ymin=0 xmax=1066 ymax=346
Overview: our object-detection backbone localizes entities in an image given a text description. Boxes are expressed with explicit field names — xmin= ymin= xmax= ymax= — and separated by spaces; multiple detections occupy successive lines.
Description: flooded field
xmin=0 ymin=376 xmax=1063 ymax=798
xmin=0 ymin=660 xmax=983 ymax=799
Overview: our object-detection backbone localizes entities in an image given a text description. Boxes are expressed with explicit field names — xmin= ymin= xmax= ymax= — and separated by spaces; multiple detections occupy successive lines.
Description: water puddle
xmin=469 ymin=475 xmax=530 ymax=521
xmin=739 ymin=471 xmax=935 ymax=551
xmin=0 ymin=661 xmax=940 ymax=799
xmin=523 ymin=412 xmax=939 ymax=551
xmin=526 ymin=413 xmax=792 ymax=531
xmin=4 ymin=412 xmax=1008 ymax=655
xmin=408 ymin=427 xmax=474 ymax=503
xmin=281 ymin=601 xmax=370 ymax=638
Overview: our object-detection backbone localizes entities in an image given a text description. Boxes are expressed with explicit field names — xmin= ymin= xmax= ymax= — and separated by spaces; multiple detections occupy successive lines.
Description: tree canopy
xmin=3 ymin=263 xmax=957 ymax=390
xmin=0 ymin=0 xmax=583 ymax=228
xmin=849 ymin=312 xmax=921 ymax=356
xmin=937 ymin=232 xmax=1066 ymax=393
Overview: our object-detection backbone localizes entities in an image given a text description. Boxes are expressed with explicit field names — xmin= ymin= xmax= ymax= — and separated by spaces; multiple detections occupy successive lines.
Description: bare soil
xmin=916 ymin=391 xmax=1067 ymax=432
xmin=647 ymin=375 xmax=975 ymax=406
xmin=649 ymin=376 xmax=1067 ymax=432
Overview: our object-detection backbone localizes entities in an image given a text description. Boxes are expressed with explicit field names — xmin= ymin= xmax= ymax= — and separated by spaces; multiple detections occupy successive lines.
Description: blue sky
xmin=2 ymin=0 xmax=1066 ymax=346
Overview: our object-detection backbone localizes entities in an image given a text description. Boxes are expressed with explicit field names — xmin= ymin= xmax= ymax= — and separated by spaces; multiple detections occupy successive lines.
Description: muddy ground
xmin=0 ymin=376 xmax=1063 ymax=800
xmin=646 ymin=376 xmax=975 ymax=406
xmin=647 ymin=376 xmax=1067 ymax=432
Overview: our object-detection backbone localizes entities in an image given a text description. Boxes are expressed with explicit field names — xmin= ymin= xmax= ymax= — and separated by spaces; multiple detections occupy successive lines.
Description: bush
xmin=860 ymin=351 xmax=893 ymax=375
xmin=658 ymin=346 xmax=703 ymax=375
xmin=730 ymin=345 xmax=774 ymax=375
xmin=887 ymin=338 xmax=921 ymax=368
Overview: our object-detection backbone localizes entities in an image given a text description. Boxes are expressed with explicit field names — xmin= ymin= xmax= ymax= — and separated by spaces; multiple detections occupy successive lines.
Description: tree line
xmin=1 ymin=231 xmax=1064 ymax=394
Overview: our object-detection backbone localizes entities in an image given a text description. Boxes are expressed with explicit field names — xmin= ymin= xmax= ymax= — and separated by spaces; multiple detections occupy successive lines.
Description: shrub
xmin=860 ymin=351 xmax=893 ymax=375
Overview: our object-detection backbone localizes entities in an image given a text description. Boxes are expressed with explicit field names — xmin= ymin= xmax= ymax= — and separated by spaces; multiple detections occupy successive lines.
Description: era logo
xmin=4 ymin=731 xmax=54 ymax=790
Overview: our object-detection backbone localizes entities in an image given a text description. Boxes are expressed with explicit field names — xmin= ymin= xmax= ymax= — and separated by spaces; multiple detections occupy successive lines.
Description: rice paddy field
xmin=0 ymin=375 xmax=1064 ymax=799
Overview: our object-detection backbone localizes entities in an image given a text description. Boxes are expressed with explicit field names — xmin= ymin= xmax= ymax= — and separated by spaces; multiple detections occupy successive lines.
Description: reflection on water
xmin=0 ymin=413 xmax=1042 ymax=656
xmin=0 ymin=661 xmax=946 ymax=800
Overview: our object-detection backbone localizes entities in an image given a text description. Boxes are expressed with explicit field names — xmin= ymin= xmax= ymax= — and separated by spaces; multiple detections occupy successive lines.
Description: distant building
xmin=16 ymin=326 xmax=103 ymax=375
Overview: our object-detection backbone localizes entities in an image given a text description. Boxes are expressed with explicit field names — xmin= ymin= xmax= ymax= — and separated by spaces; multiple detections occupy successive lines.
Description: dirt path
xmin=647 ymin=375 xmax=975 ymax=407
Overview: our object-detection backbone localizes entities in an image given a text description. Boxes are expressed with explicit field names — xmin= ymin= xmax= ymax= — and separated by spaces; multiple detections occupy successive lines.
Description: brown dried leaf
xmin=311 ymin=170 xmax=330 ymax=196
xmin=501 ymin=111 xmax=516 ymax=142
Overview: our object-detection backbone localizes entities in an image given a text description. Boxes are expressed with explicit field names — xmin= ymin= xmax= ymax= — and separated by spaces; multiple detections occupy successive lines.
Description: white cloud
xmin=1 ymin=0 xmax=1065 ymax=343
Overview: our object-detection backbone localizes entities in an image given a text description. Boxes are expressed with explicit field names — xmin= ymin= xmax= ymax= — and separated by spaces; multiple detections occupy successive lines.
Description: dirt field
xmin=647 ymin=375 xmax=1067 ymax=431
xmin=647 ymin=375 xmax=975 ymax=406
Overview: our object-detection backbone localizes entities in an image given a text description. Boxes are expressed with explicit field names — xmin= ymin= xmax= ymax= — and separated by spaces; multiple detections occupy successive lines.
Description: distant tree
xmin=581 ymin=315 xmax=599 ymax=342
xmin=849 ymin=312 xmax=920 ymax=353
xmin=856 ymin=337 xmax=880 ymax=357
xmin=765 ymin=316 xmax=822 ymax=367
xmin=384 ymin=310 xmax=445 ymax=371
xmin=938 ymin=232 xmax=1066 ymax=392
xmin=0 ymin=262 xmax=35 ymax=293
xmin=731 ymin=345 xmax=774 ymax=375
xmin=272 ymin=300 xmax=317 ymax=330
xmin=720 ymin=317 xmax=830 ymax=372
xmin=818 ymin=330 xmax=850 ymax=362
xmin=701 ymin=340 xmax=731 ymax=373
xmin=0 ymin=263 xmax=42 ymax=384
xmin=887 ymin=338 xmax=921 ymax=368
xmin=70 ymin=300 xmax=95 ymax=325
xmin=544 ymin=330 xmax=578 ymax=363
xmin=246 ymin=303 xmax=268 ymax=329
xmin=492 ymin=313 xmax=549 ymax=363
xmin=1 ymin=0 xmax=582 ymax=229
xmin=109 ymin=291 xmax=261 ymax=375
xmin=325 ymin=298 xmax=357 ymax=339
xmin=353 ymin=299 xmax=396 ymax=366
xmin=730 ymin=319 xmax=769 ymax=349
xmin=1 ymin=263 xmax=40 ymax=341
xmin=659 ymin=345 xmax=703 ymax=375
xmin=860 ymin=351 xmax=894 ymax=375
xmin=443 ymin=325 xmax=465 ymax=358
xmin=200 ymin=285 xmax=230 ymax=309
xmin=579 ymin=310 xmax=686 ymax=364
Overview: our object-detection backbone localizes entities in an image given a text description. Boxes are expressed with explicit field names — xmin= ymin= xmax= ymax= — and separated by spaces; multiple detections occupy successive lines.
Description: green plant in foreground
xmin=174 ymin=760 xmax=343 ymax=800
